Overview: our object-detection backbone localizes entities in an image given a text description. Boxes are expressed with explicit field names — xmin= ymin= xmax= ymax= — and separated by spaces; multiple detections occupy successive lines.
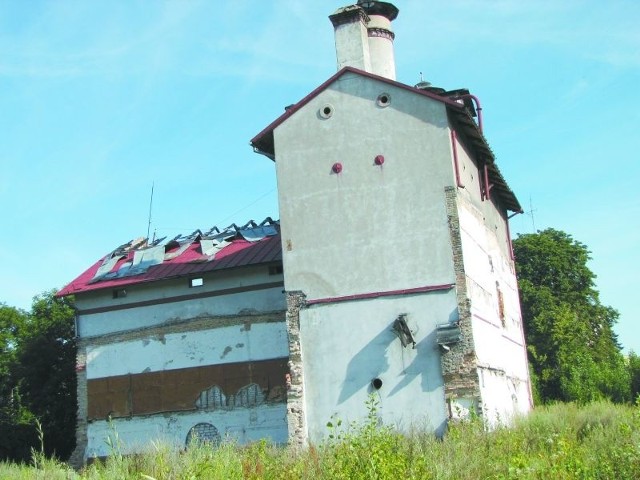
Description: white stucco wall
xmin=86 ymin=322 xmax=288 ymax=379
xmin=85 ymin=404 xmax=287 ymax=458
xmin=75 ymin=264 xmax=289 ymax=460
xmin=333 ymin=17 xmax=371 ymax=73
xmin=456 ymin=190 xmax=532 ymax=422
xmin=299 ymin=292 xmax=455 ymax=442
xmin=76 ymin=266 xmax=285 ymax=338
xmin=274 ymin=72 xmax=456 ymax=301
xmin=366 ymin=15 xmax=396 ymax=80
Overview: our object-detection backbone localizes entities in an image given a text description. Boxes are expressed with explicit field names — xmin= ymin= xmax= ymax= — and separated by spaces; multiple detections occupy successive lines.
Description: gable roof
xmin=251 ymin=66 xmax=522 ymax=213
xmin=57 ymin=218 xmax=282 ymax=297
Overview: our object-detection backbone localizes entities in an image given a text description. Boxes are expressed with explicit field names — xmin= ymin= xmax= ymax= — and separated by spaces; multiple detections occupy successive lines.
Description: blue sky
xmin=1 ymin=1 xmax=638 ymax=351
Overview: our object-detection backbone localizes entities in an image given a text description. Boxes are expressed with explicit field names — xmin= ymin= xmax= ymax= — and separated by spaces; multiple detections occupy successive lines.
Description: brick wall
xmin=284 ymin=291 xmax=307 ymax=447
xmin=442 ymin=187 xmax=481 ymax=409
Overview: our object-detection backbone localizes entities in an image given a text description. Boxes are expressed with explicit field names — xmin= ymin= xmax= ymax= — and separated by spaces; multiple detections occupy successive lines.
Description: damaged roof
xmin=250 ymin=66 xmax=522 ymax=213
xmin=57 ymin=218 xmax=282 ymax=297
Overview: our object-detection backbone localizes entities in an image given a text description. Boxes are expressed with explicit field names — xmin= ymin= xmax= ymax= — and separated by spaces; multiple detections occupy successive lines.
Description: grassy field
xmin=1 ymin=400 xmax=638 ymax=479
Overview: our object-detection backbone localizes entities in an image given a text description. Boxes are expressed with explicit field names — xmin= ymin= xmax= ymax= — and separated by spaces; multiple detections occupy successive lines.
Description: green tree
xmin=0 ymin=304 xmax=37 ymax=462
xmin=629 ymin=351 xmax=640 ymax=401
xmin=0 ymin=304 xmax=25 ymax=392
xmin=513 ymin=228 xmax=630 ymax=404
xmin=13 ymin=291 xmax=77 ymax=460
xmin=0 ymin=292 xmax=77 ymax=462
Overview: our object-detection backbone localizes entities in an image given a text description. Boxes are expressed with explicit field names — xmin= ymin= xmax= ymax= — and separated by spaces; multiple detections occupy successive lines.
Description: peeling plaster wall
xmin=299 ymin=293 xmax=453 ymax=443
xmin=442 ymin=187 xmax=480 ymax=410
xmin=72 ymin=266 xmax=289 ymax=464
xmin=76 ymin=266 xmax=284 ymax=337
xmin=452 ymin=134 xmax=532 ymax=422
xmin=272 ymin=73 xmax=469 ymax=443
xmin=85 ymin=404 xmax=288 ymax=458
xmin=85 ymin=321 xmax=288 ymax=379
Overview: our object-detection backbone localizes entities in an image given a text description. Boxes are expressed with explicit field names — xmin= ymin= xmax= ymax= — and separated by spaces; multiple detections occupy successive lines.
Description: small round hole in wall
xmin=372 ymin=378 xmax=383 ymax=390
xmin=319 ymin=104 xmax=334 ymax=119
xmin=376 ymin=93 xmax=391 ymax=107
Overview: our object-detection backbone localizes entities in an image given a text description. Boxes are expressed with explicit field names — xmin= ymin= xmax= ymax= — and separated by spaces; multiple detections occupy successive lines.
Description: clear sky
xmin=1 ymin=1 xmax=638 ymax=351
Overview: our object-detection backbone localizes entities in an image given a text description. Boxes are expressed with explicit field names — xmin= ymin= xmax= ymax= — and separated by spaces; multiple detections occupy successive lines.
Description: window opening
xmin=186 ymin=423 xmax=221 ymax=447
xmin=195 ymin=385 xmax=226 ymax=410
xmin=112 ymin=288 xmax=127 ymax=299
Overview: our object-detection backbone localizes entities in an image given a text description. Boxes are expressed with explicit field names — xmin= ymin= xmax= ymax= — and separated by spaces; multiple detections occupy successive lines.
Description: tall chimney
xmin=329 ymin=1 xmax=399 ymax=80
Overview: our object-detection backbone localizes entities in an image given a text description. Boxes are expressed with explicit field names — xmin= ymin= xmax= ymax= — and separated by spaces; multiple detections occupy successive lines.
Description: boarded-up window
xmin=86 ymin=357 xmax=288 ymax=420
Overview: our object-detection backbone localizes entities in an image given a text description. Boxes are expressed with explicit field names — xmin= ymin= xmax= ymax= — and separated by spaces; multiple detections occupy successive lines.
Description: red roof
xmin=58 ymin=226 xmax=282 ymax=297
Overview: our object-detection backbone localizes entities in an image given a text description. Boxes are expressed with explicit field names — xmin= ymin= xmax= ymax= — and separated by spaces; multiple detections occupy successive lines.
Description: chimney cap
xmin=356 ymin=1 xmax=399 ymax=21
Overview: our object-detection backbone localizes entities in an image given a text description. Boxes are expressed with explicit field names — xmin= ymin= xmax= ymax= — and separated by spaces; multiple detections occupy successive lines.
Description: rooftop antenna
xmin=527 ymin=195 xmax=537 ymax=232
xmin=146 ymin=182 xmax=155 ymax=243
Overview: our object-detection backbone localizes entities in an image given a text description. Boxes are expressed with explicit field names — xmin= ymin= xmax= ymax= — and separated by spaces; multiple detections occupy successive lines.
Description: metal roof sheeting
xmin=57 ymin=219 xmax=282 ymax=297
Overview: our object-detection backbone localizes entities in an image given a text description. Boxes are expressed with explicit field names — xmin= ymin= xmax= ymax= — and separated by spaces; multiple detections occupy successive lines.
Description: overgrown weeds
xmin=0 ymin=399 xmax=638 ymax=479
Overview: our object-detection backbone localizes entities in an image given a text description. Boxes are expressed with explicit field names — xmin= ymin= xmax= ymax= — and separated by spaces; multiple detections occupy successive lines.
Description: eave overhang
xmin=250 ymin=66 xmax=522 ymax=213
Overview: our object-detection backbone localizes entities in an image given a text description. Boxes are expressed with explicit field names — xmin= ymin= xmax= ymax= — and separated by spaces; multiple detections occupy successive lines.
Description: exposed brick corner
xmin=69 ymin=344 xmax=87 ymax=468
xmin=285 ymin=290 xmax=308 ymax=448
xmin=442 ymin=187 xmax=480 ymax=409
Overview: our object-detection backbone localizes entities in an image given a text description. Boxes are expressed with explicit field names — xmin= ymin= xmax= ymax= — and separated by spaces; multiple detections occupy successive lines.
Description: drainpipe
xmin=505 ymin=210 xmax=523 ymax=260
xmin=453 ymin=93 xmax=483 ymax=133
xmin=450 ymin=130 xmax=464 ymax=188
xmin=505 ymin=213 xmax=515 ymax=261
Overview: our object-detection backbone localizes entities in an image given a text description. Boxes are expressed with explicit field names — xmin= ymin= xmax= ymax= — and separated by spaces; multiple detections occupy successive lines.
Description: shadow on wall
xmin=337 ymin=304 xmax=458 ymax=406
xmin=387 ymin=328 xmax=442 ymax=397
xmin=338 ymin=323 xmax=395 ymax=404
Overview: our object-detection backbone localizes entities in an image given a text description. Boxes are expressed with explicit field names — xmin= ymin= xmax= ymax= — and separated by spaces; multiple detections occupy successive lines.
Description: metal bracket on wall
xmin=392 ymin=314 xmax=416 ymax=348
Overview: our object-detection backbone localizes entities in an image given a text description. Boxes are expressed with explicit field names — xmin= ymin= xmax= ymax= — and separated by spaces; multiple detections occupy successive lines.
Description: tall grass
xmin=1 ymin=400 xmax=638 ymax=479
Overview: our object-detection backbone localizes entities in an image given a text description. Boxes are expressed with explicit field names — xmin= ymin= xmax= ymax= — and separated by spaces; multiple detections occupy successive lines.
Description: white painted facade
xmin=265 ymin=58 xmax=532 ymax=439
xmin=76 ymin=265 xmax=285 ymax=338
xmin=452 ymin=133 xmax=533 ymax=422
xmin=71 ymin=265 xmax=289 ymax=463
xmin=275 ymin=73 xmax=454 ymax=300
xmin=85 ymin=322 xmax=289 ymax=380
xmin=86 ymin=404 xmax=288 ymax=458
xmin=300 ymin=293 xmax=454 ymax=441
xmin=271 ymin=74 xmax=454 ymax=438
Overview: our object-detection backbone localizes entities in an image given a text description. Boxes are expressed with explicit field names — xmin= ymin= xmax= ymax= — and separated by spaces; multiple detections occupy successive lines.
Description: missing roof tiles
xmin=88 ymin=218 xmax=280 ymax=285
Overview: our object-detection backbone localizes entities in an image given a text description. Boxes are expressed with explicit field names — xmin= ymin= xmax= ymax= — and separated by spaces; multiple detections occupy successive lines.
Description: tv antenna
xmin=146 ymin=182 xmax=155 ymax=243
xmin=526 ymin=195 xmax=537 ymax=232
